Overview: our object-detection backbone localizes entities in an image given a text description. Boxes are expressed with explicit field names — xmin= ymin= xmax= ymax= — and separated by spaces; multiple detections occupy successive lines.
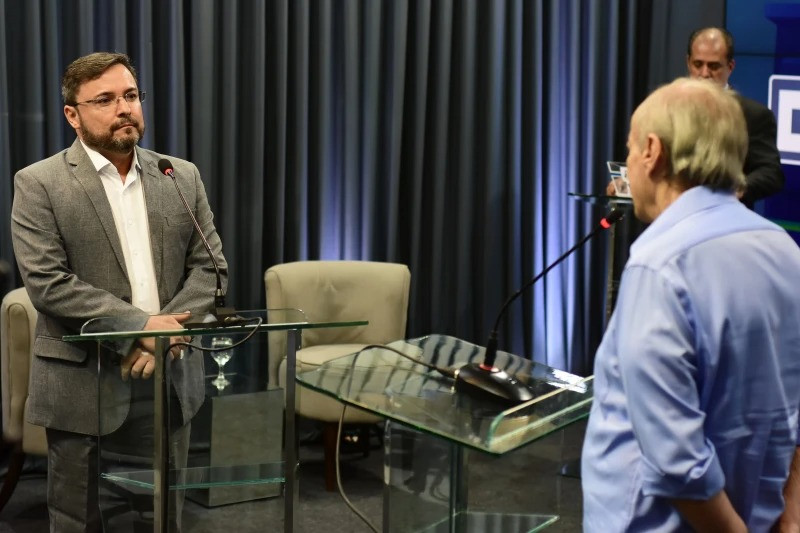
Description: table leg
xmin=284 ymin=329 xmax=300 ymax=533
xmin=154 ymin=335 xmax=169 ymax=533
xmin=449 ymin=444 xmax=468 ymax=532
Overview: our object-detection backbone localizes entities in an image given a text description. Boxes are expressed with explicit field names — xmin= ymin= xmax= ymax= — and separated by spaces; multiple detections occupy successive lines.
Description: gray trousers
xmin=46 ymin=380 xmax=192 ymax=533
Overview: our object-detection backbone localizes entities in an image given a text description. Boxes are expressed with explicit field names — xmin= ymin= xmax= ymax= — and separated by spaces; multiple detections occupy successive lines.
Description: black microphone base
xmin=184 ymin=307 xmax=247 ymax=329
xmin=454 ymin=363 xmax=535 ymax=407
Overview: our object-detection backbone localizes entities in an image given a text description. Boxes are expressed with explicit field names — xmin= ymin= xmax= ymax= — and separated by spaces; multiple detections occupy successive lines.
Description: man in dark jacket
xmin=686 ymin=26 xmax=784 ymax=207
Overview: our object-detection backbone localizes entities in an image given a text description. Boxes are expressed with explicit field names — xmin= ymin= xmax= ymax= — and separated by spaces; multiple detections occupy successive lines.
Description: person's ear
xmin=64 ymin=105 xmax=80 ymax=130
xmin=728 ymin=58 xmax=736 ymax=75
xmin=643 ymin=133 xmax=667 ymax=178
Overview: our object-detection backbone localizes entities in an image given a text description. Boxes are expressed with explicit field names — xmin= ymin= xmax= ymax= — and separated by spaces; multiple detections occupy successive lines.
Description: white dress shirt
xmin=80 ymin=140 xmax=160 ymax=314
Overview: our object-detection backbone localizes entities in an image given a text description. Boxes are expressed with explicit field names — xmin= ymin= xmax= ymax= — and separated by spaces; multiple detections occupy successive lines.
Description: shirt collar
xmin=630 ymin=186 xmax=739 ymax=257
xmin=79 ymin=139 xmax=141 ymax=175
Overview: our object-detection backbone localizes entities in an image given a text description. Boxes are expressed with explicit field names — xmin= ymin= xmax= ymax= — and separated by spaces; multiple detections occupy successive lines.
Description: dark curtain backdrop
xmin=0 ymin=0 xmax=686 ymax=376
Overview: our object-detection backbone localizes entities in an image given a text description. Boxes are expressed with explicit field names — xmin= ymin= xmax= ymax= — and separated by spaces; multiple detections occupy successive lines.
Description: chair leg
xmin=322 ymin=423 xmax=338 ymax=492
xmin=0 ymin=441 xmax=25 ymax=511
xmin=358 ymin=425 xmax=370 ymax=457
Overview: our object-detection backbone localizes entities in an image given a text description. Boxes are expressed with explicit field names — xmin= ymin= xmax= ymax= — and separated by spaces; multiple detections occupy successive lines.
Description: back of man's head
xmin=633 ymin=78 xmax=747 ymax=191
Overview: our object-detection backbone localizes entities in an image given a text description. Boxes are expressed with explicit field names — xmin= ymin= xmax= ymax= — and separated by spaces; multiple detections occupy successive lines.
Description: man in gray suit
xmin=10 ymin=52 xmax=226 ymax=532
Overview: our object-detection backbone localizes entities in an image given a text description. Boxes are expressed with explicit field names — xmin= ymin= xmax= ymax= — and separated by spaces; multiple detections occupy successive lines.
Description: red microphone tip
xmin=600 ymin=208 xmax=625 ymax=229
xmin=157 ymin=158 xmax=175 ymax=176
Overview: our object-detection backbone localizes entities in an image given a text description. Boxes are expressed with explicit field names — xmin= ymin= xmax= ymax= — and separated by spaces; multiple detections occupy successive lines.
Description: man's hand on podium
xmin=121 ymin=312 xmax=193 ymax=380
xmin=139 ymin=312 xmax=192 ymax=352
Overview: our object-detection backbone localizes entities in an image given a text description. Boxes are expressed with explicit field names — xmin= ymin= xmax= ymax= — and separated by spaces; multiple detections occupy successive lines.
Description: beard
xmin=80 ymin=115 xmax=145 ymax=154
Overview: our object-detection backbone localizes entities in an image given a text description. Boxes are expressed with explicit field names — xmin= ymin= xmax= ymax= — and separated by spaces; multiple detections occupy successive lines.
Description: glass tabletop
xmin=568 ymin=191 xmax=633 ymax=206
xmin=62 ymin=308 xmax=368 ymax=342
xmin=296 ymin=334 xmax=593 ymax=455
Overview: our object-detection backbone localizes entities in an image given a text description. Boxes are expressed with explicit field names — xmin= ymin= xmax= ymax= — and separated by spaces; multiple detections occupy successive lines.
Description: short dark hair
xmin=61 ymin=52 xmax=138 ymax=105
xmin=687 ymin=27 xmax=735 ymax=63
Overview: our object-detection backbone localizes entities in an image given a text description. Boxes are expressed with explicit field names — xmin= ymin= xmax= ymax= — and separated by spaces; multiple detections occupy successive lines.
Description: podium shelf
xmin=100 ymin=462 xmax=285 ymax=491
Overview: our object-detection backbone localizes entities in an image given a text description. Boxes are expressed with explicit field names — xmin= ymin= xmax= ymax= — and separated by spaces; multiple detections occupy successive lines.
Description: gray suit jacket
xmin=11 ymin=139 xmax=227 ymax=435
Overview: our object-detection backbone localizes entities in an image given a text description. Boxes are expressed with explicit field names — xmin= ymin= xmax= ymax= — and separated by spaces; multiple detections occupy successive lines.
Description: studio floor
xmin=0 ymin=420 xmax=585 ymax=533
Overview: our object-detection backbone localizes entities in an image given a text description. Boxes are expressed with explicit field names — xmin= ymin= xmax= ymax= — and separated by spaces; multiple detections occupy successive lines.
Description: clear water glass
xmin=210 ymin=336 xmax=234 ymax=390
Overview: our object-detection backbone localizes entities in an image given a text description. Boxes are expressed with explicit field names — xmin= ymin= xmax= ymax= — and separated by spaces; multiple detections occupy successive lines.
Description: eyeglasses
xmin=70 ymin=90 xmax=146 ymax=109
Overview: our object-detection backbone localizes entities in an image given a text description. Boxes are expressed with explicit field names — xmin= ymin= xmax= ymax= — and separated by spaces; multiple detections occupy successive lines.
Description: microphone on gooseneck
xmin=158 ymin=158 xmax=241 ymax=328
xmin=453 ymin=208 xmax=626 ymax=406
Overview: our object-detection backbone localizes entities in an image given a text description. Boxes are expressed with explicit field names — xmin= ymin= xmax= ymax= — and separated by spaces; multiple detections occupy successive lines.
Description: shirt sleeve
xmin=614 ymin=265 xmax=726 ymax=500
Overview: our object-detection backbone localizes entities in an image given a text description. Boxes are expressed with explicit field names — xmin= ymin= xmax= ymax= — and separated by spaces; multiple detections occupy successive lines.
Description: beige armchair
xmin=1 ymin=287 xmax=47 ymax=510
xmin=265 ymin=260 xmax=411 ymax=490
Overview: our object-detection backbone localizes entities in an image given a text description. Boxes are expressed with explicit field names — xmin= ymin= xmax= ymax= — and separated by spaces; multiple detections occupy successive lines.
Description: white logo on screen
xmin=769 ymin=75 xmax=800 ymax=166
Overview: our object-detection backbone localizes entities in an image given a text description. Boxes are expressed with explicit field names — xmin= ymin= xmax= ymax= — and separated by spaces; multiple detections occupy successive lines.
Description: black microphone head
xmin=600 ymin=207 xmax=625 ymax=228
xmin=157 ymin=158 xmax=174 ymax=176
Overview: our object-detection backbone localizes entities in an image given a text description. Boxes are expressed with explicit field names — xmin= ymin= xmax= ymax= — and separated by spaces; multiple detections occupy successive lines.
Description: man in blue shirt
xmin=582 ymin=78 xmax=800 ymax=532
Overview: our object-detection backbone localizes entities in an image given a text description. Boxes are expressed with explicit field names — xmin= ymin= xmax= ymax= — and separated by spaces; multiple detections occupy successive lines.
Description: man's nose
xmin=115 ymin=95 xmax=133 ymax=113
xmin=699 ymin=65 xmax=711 ymax=78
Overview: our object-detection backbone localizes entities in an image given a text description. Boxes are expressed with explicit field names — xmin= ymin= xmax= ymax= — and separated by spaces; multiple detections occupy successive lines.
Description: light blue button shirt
xmin=582 ymin=187 xmax=800 ymax=532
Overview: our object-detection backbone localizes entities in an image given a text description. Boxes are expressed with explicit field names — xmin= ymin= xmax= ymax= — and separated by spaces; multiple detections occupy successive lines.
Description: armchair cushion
xmin=277 ymin=344 xmax=377 ymax=422
xmin=1 ymin=287 xmax=47 ymax=455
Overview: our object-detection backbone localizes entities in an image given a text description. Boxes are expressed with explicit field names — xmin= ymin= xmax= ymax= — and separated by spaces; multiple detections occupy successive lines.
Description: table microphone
xmin=158 ymin=158 xmax=242 ymax=328
xmin=454 ymin=208 xmax=625 ymax=406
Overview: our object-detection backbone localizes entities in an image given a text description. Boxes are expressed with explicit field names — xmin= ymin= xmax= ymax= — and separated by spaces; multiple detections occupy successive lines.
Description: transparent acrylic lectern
xmin=63 ymin=309 xmax=367 ymax=532
xmin=296 ymin=334 xmax=593 ymax=532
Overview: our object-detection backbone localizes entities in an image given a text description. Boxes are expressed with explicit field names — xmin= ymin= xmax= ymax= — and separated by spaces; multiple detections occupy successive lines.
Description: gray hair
xmin=632 ymin=78 xmax=747 ymax=191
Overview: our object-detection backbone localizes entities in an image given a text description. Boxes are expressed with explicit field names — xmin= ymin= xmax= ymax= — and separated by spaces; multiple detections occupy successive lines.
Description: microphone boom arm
xmin=456 ymin=207 xmax=625 ymax=405
xmin=485 ymin=226 xmax=603 ymax=368
xmin=158 ymin=158 xmax=241 ymax=328
xmin=165 ymin=173 xmax=226 ymax=309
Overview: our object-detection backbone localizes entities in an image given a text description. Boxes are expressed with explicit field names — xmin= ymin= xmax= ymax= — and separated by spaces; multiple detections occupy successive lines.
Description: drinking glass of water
xmin=210 ymin=336 xmax=234 ymax=390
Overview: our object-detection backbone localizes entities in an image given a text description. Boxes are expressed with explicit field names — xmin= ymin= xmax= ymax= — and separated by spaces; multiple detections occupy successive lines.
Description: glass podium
xmin=296 ymin=334 xmax=593 ymax=532
xmin=63 ymin=309 xmax=367 ymax=533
